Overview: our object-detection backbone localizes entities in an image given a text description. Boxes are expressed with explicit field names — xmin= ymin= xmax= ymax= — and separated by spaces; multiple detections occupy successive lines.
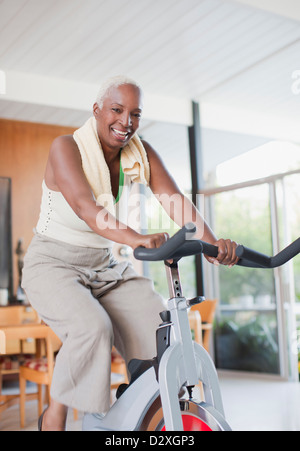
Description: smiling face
xmin=93 ymin=83 xmax=143 ymax=155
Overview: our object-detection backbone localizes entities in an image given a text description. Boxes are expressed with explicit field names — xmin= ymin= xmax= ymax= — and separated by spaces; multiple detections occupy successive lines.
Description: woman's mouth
xmin=111 ymin=128 xmax=130 ymax=141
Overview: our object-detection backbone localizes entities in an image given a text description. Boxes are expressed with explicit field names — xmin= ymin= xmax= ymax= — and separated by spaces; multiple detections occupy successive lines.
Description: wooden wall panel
xmin=0 ymin=119 xmax=76 ymax=295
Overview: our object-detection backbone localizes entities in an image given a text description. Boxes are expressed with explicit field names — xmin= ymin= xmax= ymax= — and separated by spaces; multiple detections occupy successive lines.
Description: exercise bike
xmin=83 ymin=223 xmax=300 ymax=432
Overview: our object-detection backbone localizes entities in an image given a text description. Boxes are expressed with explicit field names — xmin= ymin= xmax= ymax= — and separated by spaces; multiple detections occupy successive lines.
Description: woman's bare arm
xmin=144 ymin=140 xmax=239 ymax=267
xmin=46 ymin=135 xmax=167 ymax=249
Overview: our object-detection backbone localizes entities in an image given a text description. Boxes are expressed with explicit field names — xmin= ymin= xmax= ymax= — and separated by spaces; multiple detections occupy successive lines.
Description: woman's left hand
xmin=205 ymin=239 xmax=239 ymax=268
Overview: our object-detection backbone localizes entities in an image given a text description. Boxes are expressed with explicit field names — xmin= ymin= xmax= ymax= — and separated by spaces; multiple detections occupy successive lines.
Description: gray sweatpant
xmin=22 ymin=233 xmax=164 ymax=413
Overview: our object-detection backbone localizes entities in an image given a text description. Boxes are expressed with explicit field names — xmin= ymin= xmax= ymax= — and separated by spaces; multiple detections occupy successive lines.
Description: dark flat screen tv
xmin=0 ymin=177 xmax=13 ymax=302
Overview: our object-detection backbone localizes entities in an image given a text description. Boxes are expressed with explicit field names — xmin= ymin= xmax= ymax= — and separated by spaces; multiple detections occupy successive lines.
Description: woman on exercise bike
xmin=22 ymin=75 xmax=239 ymax=431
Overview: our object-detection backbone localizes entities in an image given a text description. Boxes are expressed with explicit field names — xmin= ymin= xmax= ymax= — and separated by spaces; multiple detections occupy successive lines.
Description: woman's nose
xmin=120 ymin=111 xmax=132 ymax=127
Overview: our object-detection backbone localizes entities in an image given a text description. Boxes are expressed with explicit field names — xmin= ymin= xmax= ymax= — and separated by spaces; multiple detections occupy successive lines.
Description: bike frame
xmin=158 ymin=261 xmax=228 ymax=430
xmin=83 ymin=224 xmax=300 ymax=431
xmin=83 ymin=260 xmax=231 ymax=431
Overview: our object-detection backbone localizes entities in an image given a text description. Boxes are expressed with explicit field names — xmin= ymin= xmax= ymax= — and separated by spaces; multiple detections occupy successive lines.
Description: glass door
xmin=283 ymin=174 xmax=300 ymax=380
xmin=209 ymin=184 xmax=280 ymax=374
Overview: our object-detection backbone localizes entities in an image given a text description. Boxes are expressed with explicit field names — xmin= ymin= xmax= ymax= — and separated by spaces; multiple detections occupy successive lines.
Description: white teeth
xmin=112 ymin=128 xmax=128 ymax=137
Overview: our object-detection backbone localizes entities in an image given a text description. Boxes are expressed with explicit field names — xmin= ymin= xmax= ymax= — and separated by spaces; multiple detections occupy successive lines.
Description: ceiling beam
xmin=227 ymin=0 xmax=300 ymax=22
xmin=0 ymin=70 xmax=193 ymax=127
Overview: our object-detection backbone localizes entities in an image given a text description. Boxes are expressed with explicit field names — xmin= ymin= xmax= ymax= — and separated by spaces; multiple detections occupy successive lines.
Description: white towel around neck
xmin=73 ymin=117 xmax=150 ymax=215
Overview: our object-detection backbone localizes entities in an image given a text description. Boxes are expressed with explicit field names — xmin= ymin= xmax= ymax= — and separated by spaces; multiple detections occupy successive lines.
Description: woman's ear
xmin=93 ymin=102 xmax=100 ymax=118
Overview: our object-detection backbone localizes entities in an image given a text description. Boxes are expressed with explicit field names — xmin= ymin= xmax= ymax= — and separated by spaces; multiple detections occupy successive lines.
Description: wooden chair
xmin=18 ymin=325 xmax=57 ymax=428
xmin=0 ymin=306 xmax=23 ymax=326
xmin=18 ymin=323 xmax=80 ymax=428
xmin=0 ymin=306 xmax=40 ymax=418
xmin=0 ymin=305 xmax=39 ymax=353
xmin=0 ymin=323 xmax=57 ymax=427
xmin=188 ymin=310 xmax=202 ymax=345
xmin=0 ymin=307 xmax=68 ymax=428
xmin=0 ymin=308 xmax=126 ymax=426
xmin=190 ymin=300 xmax=218 ymax=353
xmin=20 ymin=341 xmax=128 ymax=426
xmin=188 ymin=301 xmax=218 ymax=402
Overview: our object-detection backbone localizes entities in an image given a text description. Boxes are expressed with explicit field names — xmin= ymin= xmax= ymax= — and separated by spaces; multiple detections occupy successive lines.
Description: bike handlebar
xmin=236 ymin=239 xmax=300 ymax=268
xmin=133 ymin=223 xmax=300 ymax=269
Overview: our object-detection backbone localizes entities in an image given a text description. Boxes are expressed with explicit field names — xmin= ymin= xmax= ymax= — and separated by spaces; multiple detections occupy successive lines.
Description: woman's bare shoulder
xmin=49 ymin=134 xmax=82 ymax=164
xmin=45 ymin=135 xmax=83 ymax=189
xmin=51 ymin=134 xmax=78 ymax=152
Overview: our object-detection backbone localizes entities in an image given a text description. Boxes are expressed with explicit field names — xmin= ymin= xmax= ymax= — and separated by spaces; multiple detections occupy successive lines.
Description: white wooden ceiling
xmin=0 ymin=0 xmax=299 ymax=144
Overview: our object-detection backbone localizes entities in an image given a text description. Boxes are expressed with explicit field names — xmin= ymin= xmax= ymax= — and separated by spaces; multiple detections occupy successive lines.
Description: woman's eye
xmin=112 ymin=108 xmax=121 ymax=113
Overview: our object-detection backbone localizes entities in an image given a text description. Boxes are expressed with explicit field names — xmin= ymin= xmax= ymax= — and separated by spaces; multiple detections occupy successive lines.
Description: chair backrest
xmin=0 ymin=324 xmax=57 ymax=378
xmin=0 ymin=306 xmax=23 ymax=326
xmin=0 ymin=305 xmax=39 ymax=327
xmin=191 ymin=299 xmax=218 ymax=324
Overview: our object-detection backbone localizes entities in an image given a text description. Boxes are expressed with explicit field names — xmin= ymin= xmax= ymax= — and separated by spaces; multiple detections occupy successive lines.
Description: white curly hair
xmin=95 ymin=75 xmax=142 ymax=109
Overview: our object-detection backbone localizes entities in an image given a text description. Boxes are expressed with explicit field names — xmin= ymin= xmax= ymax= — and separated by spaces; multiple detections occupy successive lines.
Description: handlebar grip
xmin=170 ymin=241 xmax=267 ymax=268
xmin=200 ymin=241 xmax=219 ymax=259
xmin=271 ymin=238 xmax=300 ymax=267
xmin=236 ymin=238 xmax=300 ymax=268
xmin=133 ymin=223 xmax=197 ymax=261
xmin=236 ymin=245 xmax=271 ymax=268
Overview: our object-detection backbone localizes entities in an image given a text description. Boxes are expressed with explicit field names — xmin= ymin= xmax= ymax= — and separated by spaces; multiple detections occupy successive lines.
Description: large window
xmin=211 ymin=184 xmax=279 ymax=374
xmin=203 ymin=142 xmax=300 ymax=378
xmin=284 ymin=174 xmax=300 ymax=377
xmin=284 ymin=174 xmax=300 ymax=302
xmin=137 ymin=127 xmax=300 ymax=379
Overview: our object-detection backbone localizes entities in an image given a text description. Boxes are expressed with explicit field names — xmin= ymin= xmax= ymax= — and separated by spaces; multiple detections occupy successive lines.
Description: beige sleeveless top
xmin=36 ymin=166 xmax=132 ymax=249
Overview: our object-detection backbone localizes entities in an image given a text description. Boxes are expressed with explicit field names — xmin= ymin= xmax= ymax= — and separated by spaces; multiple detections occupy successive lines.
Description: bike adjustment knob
xmin=187 ymin=296 xmax=205 ymax=307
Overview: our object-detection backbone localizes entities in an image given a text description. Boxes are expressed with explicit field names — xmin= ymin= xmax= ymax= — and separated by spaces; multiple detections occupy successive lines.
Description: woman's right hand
xmin=130 ymin=232 xmax=169 ymax=250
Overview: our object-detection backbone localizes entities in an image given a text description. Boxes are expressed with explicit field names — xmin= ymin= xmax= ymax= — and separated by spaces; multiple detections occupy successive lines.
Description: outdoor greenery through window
xmin=209 ymin=141 xmax=300 ymax=376
xmin=212 ymin=185 xmax=279 ymax=374
xmin=215 ymin=143 xmax=300 ymax=304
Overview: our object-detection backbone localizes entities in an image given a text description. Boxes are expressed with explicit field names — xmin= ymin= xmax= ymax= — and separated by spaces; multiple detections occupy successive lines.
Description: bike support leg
xmin=158 ymin=343 xmax=184 ymax=431
xmin=193 ymin=342 xmax=225 ymax=417
xmin=159 ymin=341 xmax=227 ymax=431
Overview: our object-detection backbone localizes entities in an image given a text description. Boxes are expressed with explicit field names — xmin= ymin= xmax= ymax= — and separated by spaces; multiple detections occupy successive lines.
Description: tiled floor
xmin=0 ymin=380 xmax=83 ymax=431
xmin=220 ymin=374 xmax=300 ymax=431
xmin=1 ymin=375 xmax=300 ymax=431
